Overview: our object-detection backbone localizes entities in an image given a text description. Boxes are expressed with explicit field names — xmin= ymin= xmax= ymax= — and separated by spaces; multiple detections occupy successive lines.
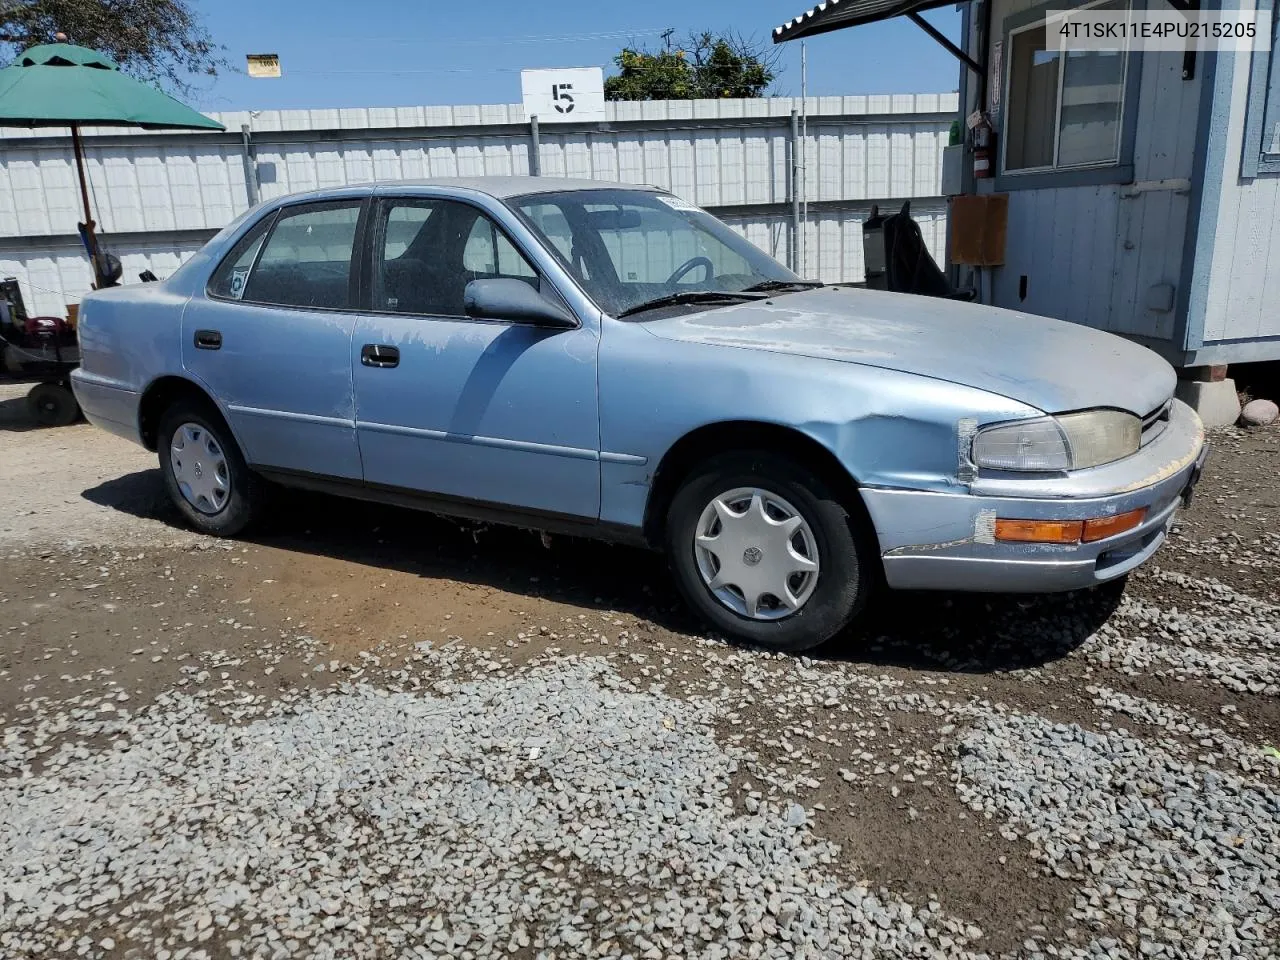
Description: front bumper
xmin=69 ymin=369 xmax=143 ymax=445
xmin=866 ymin=399 xmax=1207 ymax=593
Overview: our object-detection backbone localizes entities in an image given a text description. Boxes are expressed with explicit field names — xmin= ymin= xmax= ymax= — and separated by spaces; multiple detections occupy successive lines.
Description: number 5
xmin=552 ymin=83 xmax=575 ymax=114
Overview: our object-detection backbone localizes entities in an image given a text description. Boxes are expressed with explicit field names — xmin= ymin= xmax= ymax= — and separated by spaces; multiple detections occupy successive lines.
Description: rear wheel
xmin=158 ymin=400 xmax=258 ymax=536
xmin=665 ymin=451 xmax=871 ymax=652
xmin=27 ymin=382 xmax=79 ymax=427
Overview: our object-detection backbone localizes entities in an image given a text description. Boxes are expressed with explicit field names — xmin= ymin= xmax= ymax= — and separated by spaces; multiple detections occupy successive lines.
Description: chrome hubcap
xmin=693 ymin=487 xmax=820 ymax=621
xmin=170 ymin=422 xmax=230 ymax=515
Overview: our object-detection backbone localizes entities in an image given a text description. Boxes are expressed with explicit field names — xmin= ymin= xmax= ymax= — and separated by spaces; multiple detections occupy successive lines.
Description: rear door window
xmin=231 ymin=201 xmax=363 ymax=310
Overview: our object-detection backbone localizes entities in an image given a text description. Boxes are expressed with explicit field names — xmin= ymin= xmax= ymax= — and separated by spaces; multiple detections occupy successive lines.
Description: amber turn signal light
xmin=995 ymin=508 xmax=1147 ymax=545
xmin=1082 ymin=508 xmax=1146 ymax=542
xmin=994 ymin=519 xmax=1085 ymax=544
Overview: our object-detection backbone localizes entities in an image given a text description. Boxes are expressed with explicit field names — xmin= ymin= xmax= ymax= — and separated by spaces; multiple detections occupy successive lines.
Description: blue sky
xmin=189 ymin=0 xmax=961 ymax=112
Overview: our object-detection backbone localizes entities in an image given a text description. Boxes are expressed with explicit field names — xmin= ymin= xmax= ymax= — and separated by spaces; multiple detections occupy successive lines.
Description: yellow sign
xmin=246 ymin=54 xmax=281 ymax=79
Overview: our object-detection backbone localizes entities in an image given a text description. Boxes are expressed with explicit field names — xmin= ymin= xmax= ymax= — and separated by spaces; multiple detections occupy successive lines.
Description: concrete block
xmin=1175 ymin=378 xmax=1241 ymax=427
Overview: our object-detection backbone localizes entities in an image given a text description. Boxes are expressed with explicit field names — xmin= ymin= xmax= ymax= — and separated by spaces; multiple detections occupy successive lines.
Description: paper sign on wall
xmin=521 ymin=67 xmax=606 ymax=123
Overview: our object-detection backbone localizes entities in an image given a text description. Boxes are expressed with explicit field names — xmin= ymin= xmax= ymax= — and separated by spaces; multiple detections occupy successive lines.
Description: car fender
xmin=596 ymin=318 xmax=1042 ymax=530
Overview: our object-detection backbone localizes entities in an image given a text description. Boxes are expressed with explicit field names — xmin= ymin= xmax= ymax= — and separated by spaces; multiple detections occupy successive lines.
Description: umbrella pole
xmin=70 ymin=124 xmax=103 ymax=288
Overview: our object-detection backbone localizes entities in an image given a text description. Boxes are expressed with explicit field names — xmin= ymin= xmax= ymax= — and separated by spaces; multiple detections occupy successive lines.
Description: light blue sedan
xmin=71 ymin=178 xmax=1207 ymax=651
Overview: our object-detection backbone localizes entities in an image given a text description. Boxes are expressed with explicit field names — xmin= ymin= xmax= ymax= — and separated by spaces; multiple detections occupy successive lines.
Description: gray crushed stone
xmin=956 ymin=712 xmax=1280 ymax=959
xmin=1 ymin=656 xmax=982 ymax=960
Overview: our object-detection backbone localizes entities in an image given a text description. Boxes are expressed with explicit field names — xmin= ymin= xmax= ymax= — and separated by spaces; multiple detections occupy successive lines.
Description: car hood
xmin=639 ymin=287 xmax=1175 ymax=416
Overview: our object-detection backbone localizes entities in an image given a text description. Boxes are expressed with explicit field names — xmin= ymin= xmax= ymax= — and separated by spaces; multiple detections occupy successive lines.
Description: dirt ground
xmin=1 ymin=381 xmax=1277 ymax=959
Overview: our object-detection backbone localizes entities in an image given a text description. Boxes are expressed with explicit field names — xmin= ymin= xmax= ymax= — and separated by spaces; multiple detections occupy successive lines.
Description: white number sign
xmin=521 ymin=67 xmax=606 ymax=124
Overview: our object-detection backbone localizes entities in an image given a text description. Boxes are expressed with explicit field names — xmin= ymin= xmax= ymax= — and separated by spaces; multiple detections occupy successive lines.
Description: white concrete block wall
xmin=2 ymin=238 xmax=206 ymax=317
xmin=1 ymin=93 xmax=957 ymax=311
xmin=0 ymin=141 xmax=246 ymax=237
xmin=6 ymin=201 xmax=949 ymax=318
xmin=719 ymin=200 xmax=947 ymax=284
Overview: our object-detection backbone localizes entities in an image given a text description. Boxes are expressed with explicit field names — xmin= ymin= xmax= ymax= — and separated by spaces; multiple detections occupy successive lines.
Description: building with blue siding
xmin=776 ymin=0 xmax=1280 ymax=422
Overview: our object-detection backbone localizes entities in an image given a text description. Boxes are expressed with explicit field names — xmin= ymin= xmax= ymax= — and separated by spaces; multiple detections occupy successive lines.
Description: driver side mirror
xmin=463 ymin=278 xmax=577 ymax=329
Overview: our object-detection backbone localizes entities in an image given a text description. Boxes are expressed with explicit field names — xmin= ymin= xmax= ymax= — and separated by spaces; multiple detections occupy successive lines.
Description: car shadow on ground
xmin=83 ymin=469 xmax=1118 ymax=674
xmin=0 ymin=392 xmax=85 ymax=432
xmin=81 ymin=468 xmax=181 ymax=522
xmin=0 ymin=395 xmax=39 ymax=432
xmin=830 ymin=584 xmax=1122 ymax=673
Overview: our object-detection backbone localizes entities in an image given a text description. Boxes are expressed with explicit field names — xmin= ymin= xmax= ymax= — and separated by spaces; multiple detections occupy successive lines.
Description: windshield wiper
xmin=616 ymin=290 xmax=766 ymax=318
xmin=740 ymin=279 xmax=825 ymax=293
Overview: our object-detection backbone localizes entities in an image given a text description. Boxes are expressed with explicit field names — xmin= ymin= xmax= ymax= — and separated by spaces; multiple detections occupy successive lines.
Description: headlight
xmin=1057 ymin=409 xmax=1141 ymax=469
xmin=971 ymin=418 xmax=1071 ymax=471
xmin=972 ymin=410 xmax=1140 ymax=472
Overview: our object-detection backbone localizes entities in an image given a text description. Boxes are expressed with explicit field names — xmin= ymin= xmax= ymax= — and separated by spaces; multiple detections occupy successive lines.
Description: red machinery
xmin=0 ymin=278 xmax=82 ymax=426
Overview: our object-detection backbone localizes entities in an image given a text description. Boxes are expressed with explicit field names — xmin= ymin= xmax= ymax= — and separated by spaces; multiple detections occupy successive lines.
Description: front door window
xmin=208 ymin=201 xmax=363 ymax=310
xmin=372 ymin=199 xmax=539 ymax=317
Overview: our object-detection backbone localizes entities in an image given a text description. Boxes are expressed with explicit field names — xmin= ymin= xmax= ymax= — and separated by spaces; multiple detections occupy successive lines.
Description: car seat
xmin=865 ymin=202 xmax=975 ymax=301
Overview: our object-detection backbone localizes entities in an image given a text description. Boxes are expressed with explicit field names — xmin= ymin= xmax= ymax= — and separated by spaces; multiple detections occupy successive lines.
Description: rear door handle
xmin=361 ymin=344 xmax=400 ymax=368
xmin=194 ymin=329 xmax=222 ymax=350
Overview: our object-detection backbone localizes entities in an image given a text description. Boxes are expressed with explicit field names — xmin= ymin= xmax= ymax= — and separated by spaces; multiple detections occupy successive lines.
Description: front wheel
xmin=665 ymin=452 xmax=871 ymax=652
xmin=158 ymin=400 xmax=258 ymax=536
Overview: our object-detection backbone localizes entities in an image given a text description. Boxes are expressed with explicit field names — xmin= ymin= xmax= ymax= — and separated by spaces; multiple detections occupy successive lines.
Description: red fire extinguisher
xmin=973 ymin=115 xmax=995 ymax=179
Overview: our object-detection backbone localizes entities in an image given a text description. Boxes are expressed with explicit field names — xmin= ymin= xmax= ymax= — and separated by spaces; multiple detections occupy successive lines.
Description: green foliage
xmin=0 ymin=0 xmax=227 ymax=94
xmin=605 ymin=32 xmax=778 ymax=101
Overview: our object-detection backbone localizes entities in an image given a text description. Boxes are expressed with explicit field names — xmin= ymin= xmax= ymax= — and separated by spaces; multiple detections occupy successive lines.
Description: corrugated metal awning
xmin=772 ymin=0 xmax=955 ymax=43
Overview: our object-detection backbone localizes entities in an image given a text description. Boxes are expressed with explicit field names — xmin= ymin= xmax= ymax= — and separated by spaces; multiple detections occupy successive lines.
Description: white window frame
xmin=1002 ymin=0 xmax=1131 ymax=176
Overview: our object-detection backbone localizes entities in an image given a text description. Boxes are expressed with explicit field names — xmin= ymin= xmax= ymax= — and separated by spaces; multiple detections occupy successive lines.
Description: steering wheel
xmin=666 ymin=256 xmax=714 ymax=286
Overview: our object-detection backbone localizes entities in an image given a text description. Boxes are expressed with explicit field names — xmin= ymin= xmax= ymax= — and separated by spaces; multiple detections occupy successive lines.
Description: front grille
xmin=1140 ymin=400 xmax=1172 ymax=447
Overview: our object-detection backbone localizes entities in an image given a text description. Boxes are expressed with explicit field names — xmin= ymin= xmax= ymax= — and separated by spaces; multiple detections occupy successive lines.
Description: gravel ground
xmin=1 ymin=386 xmax=1277 ymax=960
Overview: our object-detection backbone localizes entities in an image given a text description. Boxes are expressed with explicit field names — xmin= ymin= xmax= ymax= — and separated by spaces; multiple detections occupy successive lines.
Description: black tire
xmin=157 ymin=399 xmax=258 ymax=537
xmin=27 ymin=382 xmax=80 ymax=427
xmin=665 ymin=451 xmax=871 ymax=652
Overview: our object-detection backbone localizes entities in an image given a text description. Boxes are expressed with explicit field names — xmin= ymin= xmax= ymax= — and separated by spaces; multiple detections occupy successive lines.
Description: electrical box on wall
xmin=941 ymin=144 xmax=965 ymax=197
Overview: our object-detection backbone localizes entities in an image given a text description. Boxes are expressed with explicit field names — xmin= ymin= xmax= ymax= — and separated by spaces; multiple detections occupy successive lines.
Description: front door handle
xmin=361 ymin=344 xmax=400 ymax=368
xmin=194 ymin=329 xmax=222 ymax=350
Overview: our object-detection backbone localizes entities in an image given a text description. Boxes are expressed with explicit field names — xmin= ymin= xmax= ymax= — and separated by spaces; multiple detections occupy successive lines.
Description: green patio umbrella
xmin=0 ymin=39 xmax=224 ymax=287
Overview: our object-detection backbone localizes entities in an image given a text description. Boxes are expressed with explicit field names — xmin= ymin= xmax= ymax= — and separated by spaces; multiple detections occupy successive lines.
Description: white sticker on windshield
xmin=655 ymin=193 xmax=701 ymax=213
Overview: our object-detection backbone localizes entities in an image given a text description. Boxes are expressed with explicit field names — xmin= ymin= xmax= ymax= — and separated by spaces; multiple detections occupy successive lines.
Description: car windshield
xmin=511 ymin=189 xmax=804 ymax=317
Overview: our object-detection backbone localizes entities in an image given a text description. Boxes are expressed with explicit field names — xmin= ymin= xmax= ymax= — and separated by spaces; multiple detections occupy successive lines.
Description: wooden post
xmin=70 ymin=124 xmax=102 ymax=287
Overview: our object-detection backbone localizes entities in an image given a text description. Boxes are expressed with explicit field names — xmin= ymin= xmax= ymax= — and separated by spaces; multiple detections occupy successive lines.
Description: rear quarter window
xmin=208 ymin=213 xmax=274 ymax=300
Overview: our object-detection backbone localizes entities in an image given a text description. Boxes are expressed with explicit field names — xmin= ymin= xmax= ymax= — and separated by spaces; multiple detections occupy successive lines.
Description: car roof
xmin=374 ymin=176 xmax=661 ymax=199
